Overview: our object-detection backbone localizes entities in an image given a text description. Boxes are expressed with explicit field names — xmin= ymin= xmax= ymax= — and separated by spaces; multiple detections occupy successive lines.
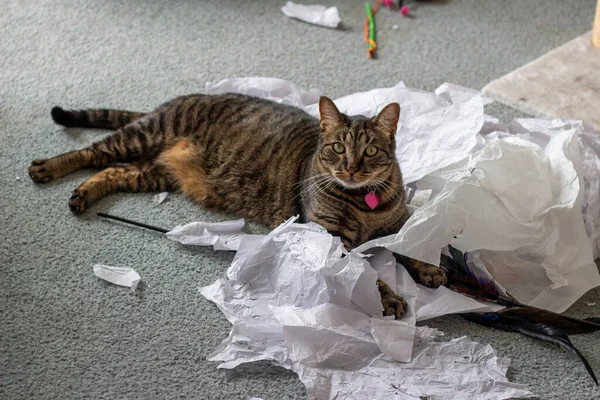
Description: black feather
xmin=499 ymin=308 xmax=600 ymax=334
xmin=440 ymin=246 xmax=517 ymax=306
xmin=462 ymin=312 xmax=598 ymax=386
xmin=441 ymin=245 xmax=600 ymax=334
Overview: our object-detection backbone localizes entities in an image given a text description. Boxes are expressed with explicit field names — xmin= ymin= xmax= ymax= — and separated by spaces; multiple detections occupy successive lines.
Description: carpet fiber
xmin=1 ymin=1 xmax=600 ymax=399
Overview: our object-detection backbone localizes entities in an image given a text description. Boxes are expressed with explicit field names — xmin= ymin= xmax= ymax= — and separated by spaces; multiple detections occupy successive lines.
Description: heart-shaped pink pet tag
xmin=365 ymin=191 xmax=380 ymax=210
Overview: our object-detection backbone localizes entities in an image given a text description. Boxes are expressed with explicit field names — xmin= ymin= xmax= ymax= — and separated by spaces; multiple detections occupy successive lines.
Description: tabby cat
xmin=28 ymin=93 xmax=446 ymax=318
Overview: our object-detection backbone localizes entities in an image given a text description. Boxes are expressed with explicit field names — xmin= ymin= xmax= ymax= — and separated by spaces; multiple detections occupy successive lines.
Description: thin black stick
xmin=96 ymin=212 xmax=169 ymax=234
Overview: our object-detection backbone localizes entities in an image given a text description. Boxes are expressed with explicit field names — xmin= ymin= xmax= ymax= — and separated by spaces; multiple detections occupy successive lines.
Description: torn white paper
xmin=296 ymin=332 xmax=532 ymax=400
xmin=153 ymin=192 xmax=169 ymax=205
xmin=206 ymin=77 xmax=320 ymax=109
xmin=166 ymin=219 xmax=246 ymax=251
xmin=481 ymin=118 xmax=600 ymax=260
xmin=304 ymin=82 xmax=406 ymax=119
xmin=281 ymin=2 xmax=341 ymax=29
xmin=93 ymin=264 xmax=140 ymax=291
xmin=198 ymin=220 xmax=530 ymax=399
xmin=435 ymin=82 xmax=495 ymax=106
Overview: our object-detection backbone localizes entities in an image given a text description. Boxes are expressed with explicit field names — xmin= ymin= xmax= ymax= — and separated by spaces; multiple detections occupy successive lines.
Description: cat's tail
xmin=51 ymin=107 xmax=146 ymax=130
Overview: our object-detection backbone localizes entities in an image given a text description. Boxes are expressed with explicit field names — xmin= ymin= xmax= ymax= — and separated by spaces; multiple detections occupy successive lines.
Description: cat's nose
xmin=346 ymin=167 xmax=357 ymax=176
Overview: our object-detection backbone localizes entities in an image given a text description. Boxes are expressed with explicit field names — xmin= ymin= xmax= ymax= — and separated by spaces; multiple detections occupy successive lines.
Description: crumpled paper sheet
xmin=93 ymin=264 xmax=140 ymax=291
xmin=187 ymin=218 xmax=527 ymax=399
xmin=281 ymin=2 xmax=341 ymax=29
xmin=204 ymin=76 xmax=600 ymax=313
xmin=153 ymin=192 xmax=169 ymax=205
xmin=482 ymin=117 xmax=600 ymax=260
xmin=167 ymin=218 xmax=246 ymax=251
xmin=206 ymin=77 xmax=320 ymax=109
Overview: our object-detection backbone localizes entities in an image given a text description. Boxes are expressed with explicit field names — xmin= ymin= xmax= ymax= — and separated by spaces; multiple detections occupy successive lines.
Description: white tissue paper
xmin=482 ymin=118 xmax=600 ymax=260
xmin=281 ymin=2 xmax=341 ymax=29
xmin=191 ymin=217 xmax=527 ymax=399
xmin=168 ymin=77 xmax=600 ymax=399
xmin=166 ymin=218 xmax=246 ymax=251
xmin=206 ymin=77 xmax=320 ymax=109
xmin=93 ymin=264 xmax=140 ymax=291
xmin=153 ymin=192 xmax=169 ymax=205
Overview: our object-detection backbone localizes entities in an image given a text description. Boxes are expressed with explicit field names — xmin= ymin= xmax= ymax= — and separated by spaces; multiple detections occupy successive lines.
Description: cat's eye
xmin=365 ymin=146 xmax=378 ymax=156
xmin=333 ymin=143 xmax=345 ymax=154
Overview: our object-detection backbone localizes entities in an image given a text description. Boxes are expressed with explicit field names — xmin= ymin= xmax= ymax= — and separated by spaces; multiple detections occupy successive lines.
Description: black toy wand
xmin=96 ymin=211 xmax=169 ymax=233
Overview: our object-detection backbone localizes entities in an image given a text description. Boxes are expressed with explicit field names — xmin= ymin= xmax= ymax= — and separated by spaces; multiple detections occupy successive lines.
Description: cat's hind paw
xmin=68 ymin=189 xmax=88 ymax=214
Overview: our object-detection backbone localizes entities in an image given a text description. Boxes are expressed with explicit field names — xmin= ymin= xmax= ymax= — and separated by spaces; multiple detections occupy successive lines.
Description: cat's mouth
xmin=333 ymin=169 xmax=388 ymax=190
xmin=334 ymin=175 xmax=370 ymax=189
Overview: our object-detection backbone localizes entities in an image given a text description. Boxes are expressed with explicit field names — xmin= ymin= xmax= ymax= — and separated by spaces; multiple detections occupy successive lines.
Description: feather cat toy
xmin=436 ymin=246 xmax=600 ymax=334
xmin=429 ymin=246 xmax=600 ymax=386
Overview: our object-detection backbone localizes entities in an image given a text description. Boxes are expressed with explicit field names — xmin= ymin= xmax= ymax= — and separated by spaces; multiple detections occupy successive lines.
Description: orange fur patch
xmin=158 ymin=140 xmax=208 ymax=204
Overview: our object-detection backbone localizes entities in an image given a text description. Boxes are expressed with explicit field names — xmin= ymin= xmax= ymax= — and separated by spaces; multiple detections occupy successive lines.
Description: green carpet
xmin=1 ymin=0 xmax=599 ymax=399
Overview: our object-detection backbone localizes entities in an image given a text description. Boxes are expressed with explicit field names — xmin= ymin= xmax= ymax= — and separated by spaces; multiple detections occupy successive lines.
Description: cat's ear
xmin=372 ymin=103 xmax=400 ymax=136
xmin=319 ymin=96 xmax=344 ymax=129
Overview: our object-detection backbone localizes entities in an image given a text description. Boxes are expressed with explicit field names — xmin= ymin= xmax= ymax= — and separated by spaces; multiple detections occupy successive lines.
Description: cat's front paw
xmin=381 ymin=292 xmax=407 ymax=319
xmin=414 ymin=263 xmax=447 ymax=288
xmin=28 ymin=159 xmax=55 ymax=183
xmin=377 ymin=279 xmax=407 ymax=319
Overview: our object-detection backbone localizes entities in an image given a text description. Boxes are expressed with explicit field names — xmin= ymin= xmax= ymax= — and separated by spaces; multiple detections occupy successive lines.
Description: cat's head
xmin=317 ymin=96 xmax=400 ymax=189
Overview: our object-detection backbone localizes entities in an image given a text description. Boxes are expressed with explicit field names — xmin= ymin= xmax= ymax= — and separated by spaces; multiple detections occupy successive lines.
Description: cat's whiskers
xmin=314 ymin=176 xmax=338 ymax=199
xmin=296 ymin=179 xmax=326 ymax=202
xmin=304 ymin=175 xmax=337 ymax=201
xmin=376 ymin=180 xmax=395 ymax=198
xmin=316 ymin=177 xmax=337 ymax=198
xmin=291 ymin=173 xmax=330 ymax=189
xmin=385 ymin=185 xmax=403 ymax=202
xmin=370 ymin=177 xmax=402 ymax=202
xmin=294 ymin=174 xmax=332 ymax=202
xmin=300 ymin=181 xmax=324 ymax=201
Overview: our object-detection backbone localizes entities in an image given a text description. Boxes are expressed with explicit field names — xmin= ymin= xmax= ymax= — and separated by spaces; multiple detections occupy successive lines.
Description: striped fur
xmin=51 ymin=106 xmax=145 ymax=130
xmin=29 ymin=93 xmax=446 ymax=318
